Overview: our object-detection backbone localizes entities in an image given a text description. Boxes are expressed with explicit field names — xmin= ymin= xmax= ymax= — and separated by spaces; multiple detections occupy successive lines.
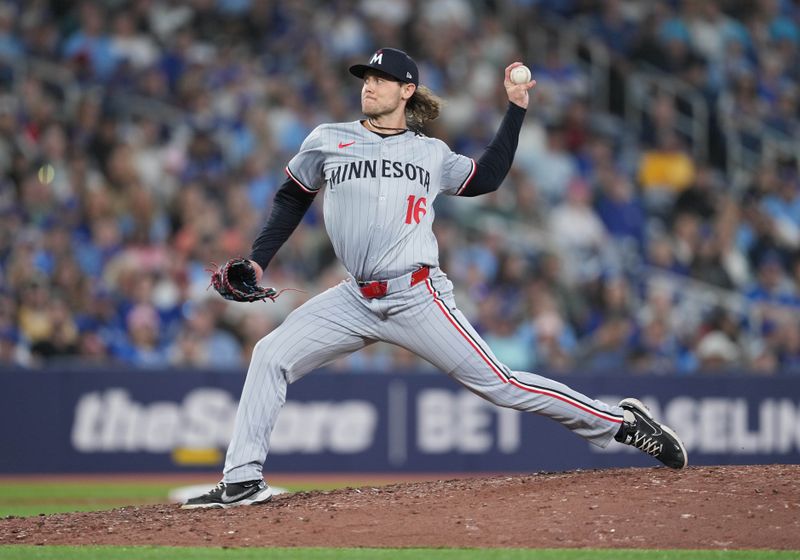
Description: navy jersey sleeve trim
xmin=285 ymin=165 xmax=319 ymax=193
xmin=458 ymin=102 xmax=526 ymax=197
xmin=249 ymin=177 xmax=317 ymax=270
xmin=455 ymin=159 xmax=477 ymax=195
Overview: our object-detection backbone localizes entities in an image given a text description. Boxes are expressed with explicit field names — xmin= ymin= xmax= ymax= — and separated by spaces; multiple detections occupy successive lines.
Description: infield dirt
xmin=1 ymin=465 xmax=798 ymax=549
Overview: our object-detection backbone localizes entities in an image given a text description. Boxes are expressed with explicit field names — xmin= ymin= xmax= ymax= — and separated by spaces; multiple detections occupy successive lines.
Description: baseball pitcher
xmin=184 ymin=48 xmax=687 ymax=509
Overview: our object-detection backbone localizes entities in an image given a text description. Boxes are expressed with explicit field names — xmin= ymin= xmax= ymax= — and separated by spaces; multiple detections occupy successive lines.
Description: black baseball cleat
xmin=181 ymin=479 xmax=273 ymax=509
xmin=615 ymin=398 xmax=688 ymax=469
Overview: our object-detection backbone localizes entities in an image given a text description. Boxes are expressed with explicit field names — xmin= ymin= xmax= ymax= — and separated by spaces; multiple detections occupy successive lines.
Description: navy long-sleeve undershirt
xmin=459 ymin=101 xmax=526 ymax=197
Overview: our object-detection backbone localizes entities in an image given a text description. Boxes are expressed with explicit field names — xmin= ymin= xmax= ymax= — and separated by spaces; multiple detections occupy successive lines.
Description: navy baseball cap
xmin=349 ymin=48 xmax=419 ymax=86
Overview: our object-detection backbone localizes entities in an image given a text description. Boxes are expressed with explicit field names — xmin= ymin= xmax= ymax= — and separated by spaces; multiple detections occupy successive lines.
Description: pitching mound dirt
xmin=2 ymin=465 xmax=798 ymax=549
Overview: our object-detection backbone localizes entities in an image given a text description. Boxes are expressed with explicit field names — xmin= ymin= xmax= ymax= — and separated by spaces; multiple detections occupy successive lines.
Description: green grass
xmin=0 ymin=548 xmax=797 ymax=560
xmin=0 ymin=483 xmax=175 ymax=516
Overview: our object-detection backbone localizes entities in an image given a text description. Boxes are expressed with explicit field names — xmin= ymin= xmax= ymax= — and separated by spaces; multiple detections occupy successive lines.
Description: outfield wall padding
xmin=1 ymin=367 xmax=799 ymax=473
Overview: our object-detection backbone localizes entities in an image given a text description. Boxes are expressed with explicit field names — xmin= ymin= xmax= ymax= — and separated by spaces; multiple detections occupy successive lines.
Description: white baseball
xmin=510 ymin=65 xmax=531 ymax=85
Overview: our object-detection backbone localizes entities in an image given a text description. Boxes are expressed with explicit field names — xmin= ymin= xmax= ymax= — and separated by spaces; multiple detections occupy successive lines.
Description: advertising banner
xmin=1 ymin=368 xmax=799 ymax=473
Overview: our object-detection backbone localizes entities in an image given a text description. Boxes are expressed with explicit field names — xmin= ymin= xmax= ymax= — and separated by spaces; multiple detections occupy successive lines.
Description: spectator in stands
xmin=0 ymin=326 xmax=29 ymax=367
xmin=529 ymin=309 xmax=575 ymax=373
xmin=672 ymin=163 xmax=722 ymax=224
xmin=689 ymin=231 xmax=736 ymax=290
xmin=693 ymin=306 xmax=745 ymax=372
xmin=169 ymin=300 xmax=242 ymax=368
xmin=62 ymin=3 xmax=119 ymax=81
xmin=28 ymin=295 xmax=80 ymax=363
xmin=481 ymin=293 xmax=534 ymax=372
xmin=631 ymin=313 xmax=684 ymax=374
xmin=695 ymin=330 xmax=742 ymax=371
xmin=560 ymin=98 xmax=591 ymax=156
xmin=508 ymin=171 xmax=547 ymax=229
xmin=655 ymin=15 xmax=705 ymax=77
xmin=746 ymin=251 xmax=799 ymax=306
xmin=759 ymin=46 xmax=787 ymax=97
xmin=770 ymin=317 xmax=800 ymax=373
xmin=713 ymin=194 xmax=751 ymax=288
xmin=549 ymin=177 xmax=609 ymax=282
xmin=718 ymin=72 xmax=769 ymax=153
xmin=180 ymin=126 xmax=228 ymax=189
xmin=672 ymin=211 xmax=703 ymax=270
xmin=534 ymin=251 xmax=589 ymax=334
xmin=588 ymin=0 xmax=637 ymax=58
xmin=16 ymin=281 xmax=52 ymax=347
xmin=638 ymin=129 xmax=696 ymax=219
xmin=531 ymin=45 xmax=587 ymax=122
xmin=575 ymin=133 xmax=615 ymax=183
xmin=0 ymin=4 xmax=22 ymax=64
xmin=760 ymin=174 xmax=800 ymax=251
xmin=717 ymin=28 xmax=756 ymax=88
xmin=735 ymin=169 xmax=784 ymax=265
xmin=630 ymin=284 xmax=692 ymax=373
xmin=749 ymin=339 xmax=779 ymax=375
xmin=75 ymin=328 xmax=112 ymax=365
xmin=764 ymin=86 xmax=800 ymax=137
xmin=629 ymin=4 xmax=670 ymax=69
xmin=576 ymin=312 xmax=633 ymax=373
xmin=19 ymin=10 xmax=60 ymax=60
xmin=109 ymin=10 xmax=159 ymax=71
xmin=751 ymin=0 xmax=800 ymax=51
xmin=235 ymin=311 xmax=277 ymax=365
xmin=115 ymin=303 xmax=169 ymax=367
xmin=169 ymin=323 xmax=210 ymax=367
xmin=593 ymin=168 xmax=646 ymax=251
xmin=522 ymin=122 xmax=578 ymax=207
xmin=580 ymin=273 xmax=634 ymax=342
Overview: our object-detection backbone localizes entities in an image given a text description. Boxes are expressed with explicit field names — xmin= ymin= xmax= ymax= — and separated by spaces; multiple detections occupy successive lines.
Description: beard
xmin=362 ymin=96 xmax=401 ymax=119
xmin=362 ymin=105 xmax=391 ymax=119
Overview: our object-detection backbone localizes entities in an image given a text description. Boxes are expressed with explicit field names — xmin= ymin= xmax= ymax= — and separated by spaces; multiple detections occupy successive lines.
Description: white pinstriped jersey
xmin=285 ymin=122 xmax=476 ymax=281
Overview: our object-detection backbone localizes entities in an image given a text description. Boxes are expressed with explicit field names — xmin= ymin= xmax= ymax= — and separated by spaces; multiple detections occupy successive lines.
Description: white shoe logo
xmin=636 ymin=412 xmax=662 ymax=437
xmin=221 ymin=487 xmax=254 ymax=503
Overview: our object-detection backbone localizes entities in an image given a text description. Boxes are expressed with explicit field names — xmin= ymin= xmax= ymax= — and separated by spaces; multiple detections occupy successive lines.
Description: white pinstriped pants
xmin=223 ymin=268 xmax=625 ymax=483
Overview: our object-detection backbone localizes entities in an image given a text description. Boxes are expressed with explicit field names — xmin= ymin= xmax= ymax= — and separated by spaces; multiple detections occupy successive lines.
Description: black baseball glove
xmin=210 ymin=258 xmax=278 ymax=303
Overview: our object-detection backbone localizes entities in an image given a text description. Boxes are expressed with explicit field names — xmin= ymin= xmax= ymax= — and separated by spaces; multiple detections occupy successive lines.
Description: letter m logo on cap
xmin=370 ymin=51 xmax=383 ymax=65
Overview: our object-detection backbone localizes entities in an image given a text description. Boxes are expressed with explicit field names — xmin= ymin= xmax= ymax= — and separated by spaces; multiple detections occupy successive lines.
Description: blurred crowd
xmin=1 ymin=0 xmax=800 ymax=375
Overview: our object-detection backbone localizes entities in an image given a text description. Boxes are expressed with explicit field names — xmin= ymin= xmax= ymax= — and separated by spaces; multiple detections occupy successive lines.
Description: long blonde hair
xmin=406 ymin=85 xmax=443 ymax=130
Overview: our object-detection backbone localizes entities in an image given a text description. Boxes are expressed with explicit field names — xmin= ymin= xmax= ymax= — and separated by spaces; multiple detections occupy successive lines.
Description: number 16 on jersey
xmin=405 ymin=195 xmax=427 ymax=224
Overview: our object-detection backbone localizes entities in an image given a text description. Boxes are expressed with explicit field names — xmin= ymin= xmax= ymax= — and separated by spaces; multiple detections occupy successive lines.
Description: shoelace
xmin=631 ymin=430 xmax=664 ymax=457
xmin=205 ymin=482 xmax=226 ymax=497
